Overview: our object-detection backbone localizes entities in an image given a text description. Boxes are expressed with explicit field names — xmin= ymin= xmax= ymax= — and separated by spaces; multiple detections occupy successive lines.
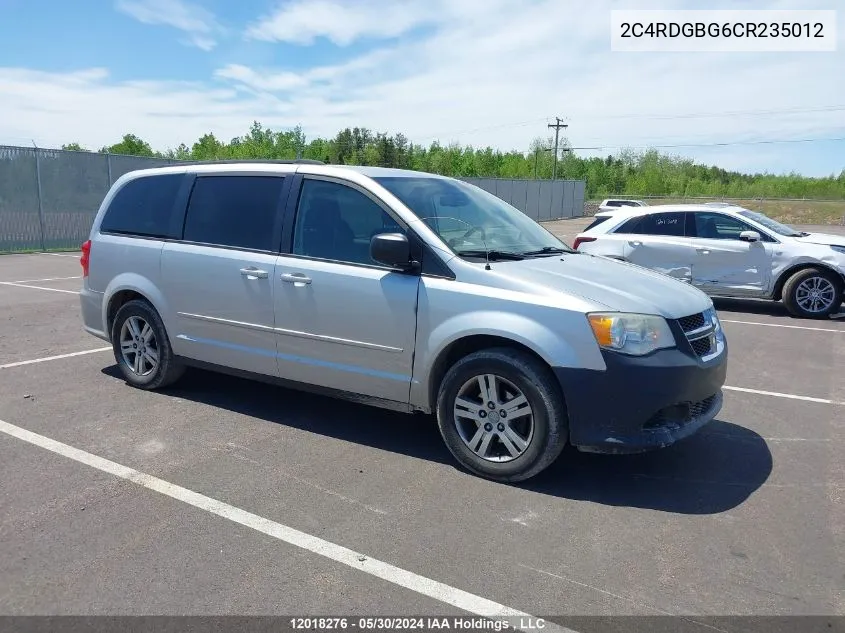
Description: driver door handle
xmin=696 ymin=248 xmax=711 ymax=255
xmin=628 ymin=240 xmax=642 ymax=247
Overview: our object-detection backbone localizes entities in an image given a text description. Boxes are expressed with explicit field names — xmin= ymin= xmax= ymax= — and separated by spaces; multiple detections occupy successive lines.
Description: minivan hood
xmin=496 ymin=253 xmax=712 ymax=319
xmin=792 ymin=232 xmax=845 ymax=248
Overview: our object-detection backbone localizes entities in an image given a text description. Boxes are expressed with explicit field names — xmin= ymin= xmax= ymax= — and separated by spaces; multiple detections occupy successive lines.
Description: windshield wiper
xmin=455 ymin=249 xmax=525 ymax=261
xmin=520 ymin=246 xmax=573 ymax=256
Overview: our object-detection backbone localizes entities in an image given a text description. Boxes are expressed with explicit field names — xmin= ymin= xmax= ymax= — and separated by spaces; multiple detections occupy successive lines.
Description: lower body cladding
xmin=554 ymin=344 xmax=728 ymax=454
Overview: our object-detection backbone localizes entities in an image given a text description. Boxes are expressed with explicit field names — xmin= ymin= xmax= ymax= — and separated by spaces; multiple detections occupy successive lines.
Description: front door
xmin=689 ymin=212 xmax=771 ymax=296
xmin=273 ymin=176 xmax=420 ymax=404
xmin=161 ymin=173 xmax=289 ymax=376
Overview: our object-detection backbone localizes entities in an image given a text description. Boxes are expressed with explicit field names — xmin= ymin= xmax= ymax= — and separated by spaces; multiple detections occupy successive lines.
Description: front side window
xmin=692 ymin=212 xmax=758 ymax=240
xmin=100 ymin=174 xmax=183 ymax=238
xmin=182 ymin=175 xmax=285 ymax=251
xmin=292 ymin=178 xmax=405 ymax=266
xmin=374 ymin=176 xmax=571 ymax=257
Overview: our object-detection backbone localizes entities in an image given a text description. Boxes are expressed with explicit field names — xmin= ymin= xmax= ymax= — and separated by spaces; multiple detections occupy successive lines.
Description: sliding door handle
xmin=240 ymin=267 xmax=269 ymax=279
xmin=280 ymin=272 xmax=312 ymax=285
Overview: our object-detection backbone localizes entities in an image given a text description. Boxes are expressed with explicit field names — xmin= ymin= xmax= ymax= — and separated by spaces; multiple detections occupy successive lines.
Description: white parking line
xmin=0 ymin=347 xmax=111 ymax=370
xmin=0 ymin=282 xmax=79 ymax=295
xmin=5 ymin=275 xmax=81 ymax=284
xmin=0 ymin=418 xmax=573 ymax=632
xmin=721 ymin=319 xmax=844 ymax=333
xmin=724 ymin=385 xmax=844 ymax=405
xmin=40 ymin=252 xmax=80 ymax=258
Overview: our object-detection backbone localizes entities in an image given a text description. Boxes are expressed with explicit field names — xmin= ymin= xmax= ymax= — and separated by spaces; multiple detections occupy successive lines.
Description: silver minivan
xmin=79 ymin=161 xmax=728 ymax=482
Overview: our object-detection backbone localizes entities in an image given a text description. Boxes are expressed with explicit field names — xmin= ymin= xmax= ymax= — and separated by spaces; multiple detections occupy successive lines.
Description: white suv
xmin=574 ymin=204 xmax=845 ymax=319
xmin=597 ymin=199 xmax=647 ymax=213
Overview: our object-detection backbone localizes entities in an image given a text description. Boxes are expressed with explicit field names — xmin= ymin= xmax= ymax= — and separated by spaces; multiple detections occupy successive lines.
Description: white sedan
xmin=573 ymin=204 xmax=845 ymax=319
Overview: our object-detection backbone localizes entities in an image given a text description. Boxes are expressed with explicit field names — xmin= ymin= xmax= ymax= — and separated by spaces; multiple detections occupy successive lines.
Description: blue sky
xmin=0 ymin=0 xmax=843 ymax=177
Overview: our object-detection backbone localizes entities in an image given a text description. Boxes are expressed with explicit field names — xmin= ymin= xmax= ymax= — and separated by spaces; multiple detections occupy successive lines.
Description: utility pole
xmin=547 ymin=117 xmax=567 ymax=180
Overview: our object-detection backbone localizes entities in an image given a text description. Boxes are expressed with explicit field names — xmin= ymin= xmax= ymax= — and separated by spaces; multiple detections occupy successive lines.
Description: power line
xmin=416 ymin=117 xmax=550 ymax=142
xmin=414 ymin=104 xmax=845 ymax=143
xmin=571 ymin=104 xmax=845 ymax=122
xmin=570 ymin=136 xmax=845 ymax=151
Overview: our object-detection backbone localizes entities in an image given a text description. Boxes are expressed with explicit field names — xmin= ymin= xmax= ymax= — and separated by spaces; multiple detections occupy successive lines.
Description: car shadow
xmin=713 ymin=297 xmax=845 ymax=320
xmin=522 ymin=422 xmax=772 ymax=514
xmin=101 ymin=366 xmax=772 ymax=515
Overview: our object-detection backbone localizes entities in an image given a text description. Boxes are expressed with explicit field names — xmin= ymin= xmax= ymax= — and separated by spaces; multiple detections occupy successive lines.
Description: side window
xmin=292 ymin=179 xmax=405 ymax=266
xmin=692 ymin=212 xmax=759 ymax=240
xmin=584 ymin=216 xmax=611 ymax=231
xmin=182 ymin=175 xmax=285 ymax=251
xmin=615 ymin=216 xmax=644 ymax=234
xmin=100 ymin=174 xmax=183 ymax=238
xmin=629 ymin=212 xmax=686 ymax=237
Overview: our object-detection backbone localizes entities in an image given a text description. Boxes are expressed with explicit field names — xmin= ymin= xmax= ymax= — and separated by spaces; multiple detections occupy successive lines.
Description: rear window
xmin=616 ymin=212 xmax=686 ymax=236
xmin=584 ymin=216 xmax=611 ymax=231
xmin=100 ymin=174 xmax=184 ymax=238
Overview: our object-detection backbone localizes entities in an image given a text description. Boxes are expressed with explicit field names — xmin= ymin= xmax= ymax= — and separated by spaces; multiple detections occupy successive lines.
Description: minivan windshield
xmin=374 ymin=176 xmax=574 ymax=259
xmin=737 ymin=209 xmax=803 ymax=237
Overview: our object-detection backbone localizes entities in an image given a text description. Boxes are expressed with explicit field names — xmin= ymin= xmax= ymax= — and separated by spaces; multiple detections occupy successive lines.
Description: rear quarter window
xmin=584 ymin=216 xmax=611 ymax=231
xmin=99 ymin=174 xmax=184 ymax=238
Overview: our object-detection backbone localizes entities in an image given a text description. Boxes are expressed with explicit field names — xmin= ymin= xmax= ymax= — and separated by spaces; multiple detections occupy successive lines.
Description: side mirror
xmin=370 ymin=232 xmax=418 ymax=271
xmin=739 ymin=230 xmax=761 ymax=243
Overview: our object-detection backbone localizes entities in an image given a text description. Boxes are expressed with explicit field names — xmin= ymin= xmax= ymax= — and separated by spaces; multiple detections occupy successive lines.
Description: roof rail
xmin=178 ymin=158 xmax=325 ymax=166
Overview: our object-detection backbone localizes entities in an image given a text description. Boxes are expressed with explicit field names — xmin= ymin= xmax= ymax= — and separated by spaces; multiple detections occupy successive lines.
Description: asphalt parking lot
xmin=1 ymin=218 xmax=843 ymax=627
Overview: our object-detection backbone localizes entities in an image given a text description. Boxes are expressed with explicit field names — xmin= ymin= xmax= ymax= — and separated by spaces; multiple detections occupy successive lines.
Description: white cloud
xmin=2 ymin=0 xmax=844 ymax=176
xmin=115 ymin=0 xmax=223 ymax=50
xmin=245 ymin=0 xmax=436 ymax=45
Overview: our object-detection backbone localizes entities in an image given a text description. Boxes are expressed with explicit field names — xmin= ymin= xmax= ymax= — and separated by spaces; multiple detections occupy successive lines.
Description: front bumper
xmin=553 ymin=338 xmax=727 ymax=453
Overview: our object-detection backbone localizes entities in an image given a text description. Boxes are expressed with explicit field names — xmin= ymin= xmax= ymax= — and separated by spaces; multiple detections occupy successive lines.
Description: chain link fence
xmin=0 ymin=146 xmax=180 ymax=252
xmin=0 ymin=145 xmax=589 ymax=253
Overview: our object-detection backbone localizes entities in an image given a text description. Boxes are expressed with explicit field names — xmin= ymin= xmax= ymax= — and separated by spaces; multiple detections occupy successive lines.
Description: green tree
xmin=101 ymin=134 xmax=155 ymax=157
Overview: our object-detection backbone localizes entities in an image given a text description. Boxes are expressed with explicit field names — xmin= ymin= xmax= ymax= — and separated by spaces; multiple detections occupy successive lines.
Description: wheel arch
xmin=102 ymin=275 xmax=169 ymax=338
xmin=772 ymin=262 xmax=845 ymax=301
xmin=427 ymin=335 xmax=551 ymax=413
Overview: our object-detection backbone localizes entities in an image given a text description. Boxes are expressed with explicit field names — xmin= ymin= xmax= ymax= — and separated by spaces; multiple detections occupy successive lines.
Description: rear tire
xmin=435 ymin=347 xmax=568 ymax=482
xmin=110 ymin=299 xmax=185 ymax=390
xmin=782 ymin=267 xmax=842 ymax=319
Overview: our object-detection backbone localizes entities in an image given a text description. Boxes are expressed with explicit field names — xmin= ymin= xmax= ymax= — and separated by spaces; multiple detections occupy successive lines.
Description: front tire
xmin=110 ymin=299 xmax=185 ymax=389
xmin=435 ymin=348 xmax=568 ymax=482
xmin=782 ymin=267 xmax=842 ymax=319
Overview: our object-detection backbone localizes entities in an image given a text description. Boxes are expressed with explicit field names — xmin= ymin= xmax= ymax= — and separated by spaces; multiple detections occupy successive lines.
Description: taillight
xmin=81 ymin=240 xmax=91 ymax=277
xmin=573 ymin=236 xmax=596 ymax=250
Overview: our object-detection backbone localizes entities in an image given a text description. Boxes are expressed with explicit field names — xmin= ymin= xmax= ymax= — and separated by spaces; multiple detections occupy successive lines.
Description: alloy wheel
xmin=453 ymin=373 xmax=534 ymax=462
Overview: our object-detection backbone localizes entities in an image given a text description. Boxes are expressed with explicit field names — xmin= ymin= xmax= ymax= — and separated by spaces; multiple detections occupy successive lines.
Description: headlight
xmin=703 ymin=305 xmax=722 ymax=334
xmin=831 ymin=245 xmax=845 ymax=255
xmin=587 ymin=312 xmax=675 ymax=356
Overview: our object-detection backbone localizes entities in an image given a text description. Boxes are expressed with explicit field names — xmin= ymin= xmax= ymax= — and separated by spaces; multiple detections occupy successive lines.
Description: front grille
xmin=678 ymin=312 xmax=706 ymax=333
xmin=676 ymin=311 xmax=717 ymax=359
xmin=643 ymin=394 xmax=718 ymax=432
xmin=690 ymin=335 xmax=713 ymax=357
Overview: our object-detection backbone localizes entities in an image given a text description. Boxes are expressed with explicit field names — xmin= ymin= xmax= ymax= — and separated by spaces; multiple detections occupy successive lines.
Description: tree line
xmin=60 ymin=121 xmax=845 ymax=200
